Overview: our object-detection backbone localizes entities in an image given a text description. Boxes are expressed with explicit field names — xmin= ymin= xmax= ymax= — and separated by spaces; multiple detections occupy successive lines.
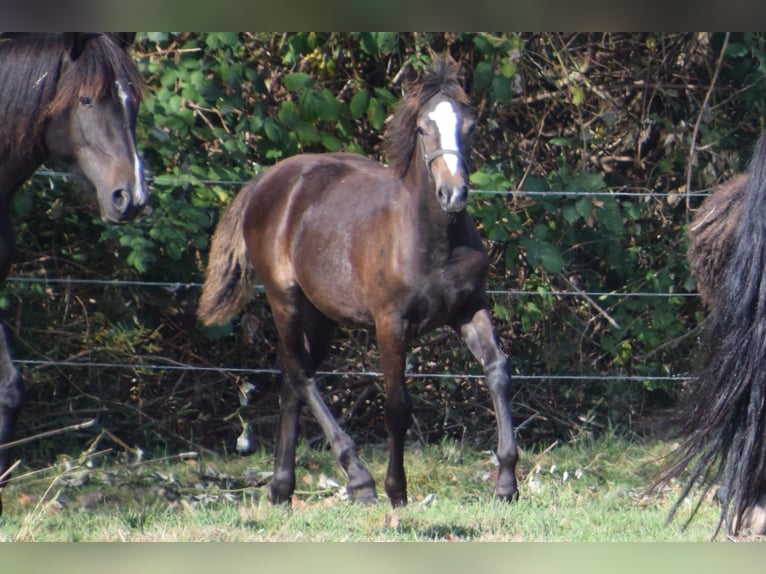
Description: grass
xmin=0 ymin=433 xmax=735 ymax=541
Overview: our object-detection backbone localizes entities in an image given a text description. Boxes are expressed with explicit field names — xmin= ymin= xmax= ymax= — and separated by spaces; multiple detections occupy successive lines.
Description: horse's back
xmin=241 ymin=152 xmax=400 ymax=321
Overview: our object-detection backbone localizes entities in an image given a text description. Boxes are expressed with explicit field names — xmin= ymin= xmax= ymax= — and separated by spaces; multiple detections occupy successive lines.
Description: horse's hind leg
xmin=268 ymin=292 xmax=377 ymax=504
xmin=458 ymin=308 xmax=518 ymax=501
xmin=0 ymin=325 xmax=25 ymax=515
xmin=0 ymin=219 xmax=25 ymax=514
xmin=268 ymin=307 xmax=336 ymax=505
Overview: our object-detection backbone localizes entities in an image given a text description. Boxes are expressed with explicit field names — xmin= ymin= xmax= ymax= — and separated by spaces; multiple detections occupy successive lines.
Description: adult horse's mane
xmin=384 ymin=57 xmax=470 ymax=177
xmin=0 ymin=33 xmax=145 ymax=157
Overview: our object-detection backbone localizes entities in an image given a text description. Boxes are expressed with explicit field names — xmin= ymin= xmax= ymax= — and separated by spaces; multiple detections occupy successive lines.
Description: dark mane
xmin=384 ymin=57 xmax=469 ymax=177
xmin=0 ymin=33 xmax=144 ymax=157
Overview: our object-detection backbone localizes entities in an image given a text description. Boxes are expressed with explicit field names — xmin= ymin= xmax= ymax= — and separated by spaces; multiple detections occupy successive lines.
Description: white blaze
xmin=428 ymin=101 xmax=460 ymax=175
xmin=117 ymin=81 xmax=147 ymax=204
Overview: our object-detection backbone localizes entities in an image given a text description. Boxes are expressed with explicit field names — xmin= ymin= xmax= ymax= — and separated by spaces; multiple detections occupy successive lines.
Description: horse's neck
xmin=0 ymin=153 xmax=45 ymax=204
xmin=403 ymin=164 xmax=465 ymax=256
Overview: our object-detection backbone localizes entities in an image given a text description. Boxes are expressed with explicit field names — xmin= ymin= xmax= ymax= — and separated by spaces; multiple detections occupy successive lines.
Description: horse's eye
xmin=79 ymin=96 xmax=93 ymax=107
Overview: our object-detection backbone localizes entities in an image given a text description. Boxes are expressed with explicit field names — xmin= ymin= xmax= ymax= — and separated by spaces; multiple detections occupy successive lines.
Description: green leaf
xmin=575 ymin=197 xmax=593 ymax=219
xmin=539 ymin=241 xmax=564 ymax=273
xmin=357 ymin=32 xmax=378 ymax=56
xmin=472 ymin=61 xmax=494 ymax=93
xmin=725 ymin=42 xmax=749 ymax=58
xmin=488 ymin=226 xmax=508 ymax=242
xmin=283 ymin=72 xmax=312 ymax=92
xmin=321 ymin=132 xmax=342 ymax=152
xmin=373 ymin=32 xmax=399 ymax=54
xmin=264 ymin=117 xmax=288 ymax=145
xmin=350 ymin=89 xmax=369 ymax=119
xmin=373 ymin=87 xmax=397 ymax=106
xmin=571 ymin=84 xmax=585 ymax=106
xmin=549 ymin=137 xmax=576 ymax=147
xmin=314 ymin=90 xmax=341 ymax=122
xmin=520 ymin=176 xmax=548 ymax=192
xmin=277 ymin=101 xmax=299 ymax=127
xmin=472 ymin=35 xmax=493 ymax=55
xmin=469 ymin=170 xmax=493 ymax=187
xmin=491 ymin=75 xmax=513 ymax=104
xmin=500 ymin=61 xmax=517 ymax=78
xmin=493 ymin=303 xmax=512 ymax=322
xmin=367 ymin=97 xmax=386 ymax=130
xmin=295 ymin=122 xmax=321 ymax=145
xmin=562 ymin=203 xmax=579 ymax=224
xmin=532 ymin=223 xmax=549 ymax=240
xmin=522 ymin=238 xmax=563 ymax=273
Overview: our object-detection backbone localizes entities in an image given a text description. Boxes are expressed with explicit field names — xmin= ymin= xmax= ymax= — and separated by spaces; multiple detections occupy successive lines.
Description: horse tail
xmin=662 ymin=131 xmax=766 ymax=536
xmin=197 ymin=185 xmax=257 ymax=326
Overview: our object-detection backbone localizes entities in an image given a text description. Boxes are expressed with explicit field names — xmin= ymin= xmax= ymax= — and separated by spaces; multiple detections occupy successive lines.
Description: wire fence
xmin=5 ymin=168 xmax=703 ymax=384
xmin=36 ymin=168 xmax=716 ymax=198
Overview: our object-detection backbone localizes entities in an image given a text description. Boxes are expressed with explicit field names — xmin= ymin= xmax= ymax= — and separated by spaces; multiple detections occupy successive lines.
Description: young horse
xmin=0 ymin=33 xmax=147 ymax=513
xmin=658 ymin=131 xmax=766 ymax=537
xmin=198 ymin=58 xmax=517 ymax=507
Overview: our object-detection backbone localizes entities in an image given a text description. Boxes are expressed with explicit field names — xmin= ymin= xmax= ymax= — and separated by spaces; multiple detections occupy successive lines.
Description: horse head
xmin=44 ymin=33 xmax=147 ymax=223
xmin=417 ymin=90 xmax=475 ymax=213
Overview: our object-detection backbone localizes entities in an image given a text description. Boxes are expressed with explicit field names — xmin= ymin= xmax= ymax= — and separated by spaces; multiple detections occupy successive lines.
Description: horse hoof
xmin=495 ymin=487 xmax=519 ymax=503
xmin=268 ymin=483 xmax=294 ymax=506
xmin=742 ymin=498 xmax=766 ymax=534
xmin=348 ymin=487 xmax=378 ymax=505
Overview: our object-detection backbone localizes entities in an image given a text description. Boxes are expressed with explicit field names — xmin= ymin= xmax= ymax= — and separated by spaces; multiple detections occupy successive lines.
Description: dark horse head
xmin=0 ymin=32 xmax=147 ymax=222
xmin=0 ymin=32 xmax=147 ymax=516
xmin=385 ymin=58 xmax=476 ymax=213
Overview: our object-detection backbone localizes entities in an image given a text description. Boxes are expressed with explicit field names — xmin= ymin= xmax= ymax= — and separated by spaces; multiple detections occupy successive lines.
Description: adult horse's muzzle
xmin=102 ymin=184 xmax=148 ymax=223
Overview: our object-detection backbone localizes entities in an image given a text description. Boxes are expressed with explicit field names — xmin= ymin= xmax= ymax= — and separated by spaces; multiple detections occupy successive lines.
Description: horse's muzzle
xmin=104 ymin=188 xmax=146 ymax=223
xmin=438 ymin=184 xmax=469 ymax=212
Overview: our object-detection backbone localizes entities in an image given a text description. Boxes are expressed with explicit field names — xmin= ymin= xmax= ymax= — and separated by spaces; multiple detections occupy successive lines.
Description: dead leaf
xmin=17 ymin=493 xmax=36 ymax=506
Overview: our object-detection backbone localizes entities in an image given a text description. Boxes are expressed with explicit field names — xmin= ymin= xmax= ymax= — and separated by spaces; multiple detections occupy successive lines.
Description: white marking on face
xmin=428 ymin=101 xmax=460 ymax=175
xmin=117 ymin=81 xmax=147 ymax=204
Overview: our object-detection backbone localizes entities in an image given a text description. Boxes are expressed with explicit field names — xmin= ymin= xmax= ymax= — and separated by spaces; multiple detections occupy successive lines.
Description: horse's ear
xmin=64 ymin=32 xmax=98 ymax=60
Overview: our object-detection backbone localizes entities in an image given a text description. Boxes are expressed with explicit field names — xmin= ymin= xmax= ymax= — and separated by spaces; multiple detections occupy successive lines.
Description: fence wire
xmin=35 ymin=168 xmax=714 ymax=198
xmin=8 ymin=168 xmax=702 ymax=384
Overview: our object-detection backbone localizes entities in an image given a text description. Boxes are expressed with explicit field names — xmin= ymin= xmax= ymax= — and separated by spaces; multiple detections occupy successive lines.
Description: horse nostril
xmin=112 ymin=189 xmax=132 ymax=213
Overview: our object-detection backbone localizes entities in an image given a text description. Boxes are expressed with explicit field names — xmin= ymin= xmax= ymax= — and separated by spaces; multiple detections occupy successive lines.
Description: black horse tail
xmin=197 ymin=185 xmax=257 ymax=327
xmin=662 ymin=131 xmax=766 ymax=536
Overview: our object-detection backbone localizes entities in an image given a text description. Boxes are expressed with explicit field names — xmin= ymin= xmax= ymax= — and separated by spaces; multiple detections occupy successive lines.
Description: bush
xmin=4 ymin=33 xmax=766 ymax=462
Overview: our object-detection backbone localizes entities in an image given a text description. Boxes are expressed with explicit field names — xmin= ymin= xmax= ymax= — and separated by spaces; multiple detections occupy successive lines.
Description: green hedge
xmin=4 ymin=33 xmax=766 ymax=459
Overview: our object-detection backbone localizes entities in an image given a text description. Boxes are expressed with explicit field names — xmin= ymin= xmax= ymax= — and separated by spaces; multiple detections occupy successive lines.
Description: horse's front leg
xmin=458 ymin=308 xmax=518 ymax=501
xmin=376 ymin=317 xmax=412 ymax=507
xmin=0 ymin=325 xmax=25 ymax=515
